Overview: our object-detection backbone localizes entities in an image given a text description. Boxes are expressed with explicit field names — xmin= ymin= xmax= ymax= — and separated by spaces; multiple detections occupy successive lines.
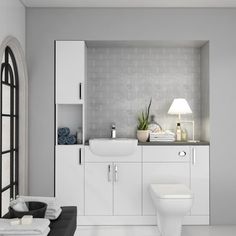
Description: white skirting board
xmin=77 ymin=216 xmax=209 ymax=226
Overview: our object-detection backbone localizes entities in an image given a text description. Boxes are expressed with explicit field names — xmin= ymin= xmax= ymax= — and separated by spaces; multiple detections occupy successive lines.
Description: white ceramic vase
xmin=137 ymin=130 xmax=149 ymax=142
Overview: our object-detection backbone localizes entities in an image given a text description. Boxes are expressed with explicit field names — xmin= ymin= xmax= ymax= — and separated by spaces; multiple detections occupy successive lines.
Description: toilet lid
xmin=150 ymin=184 xmax=193 ymax=199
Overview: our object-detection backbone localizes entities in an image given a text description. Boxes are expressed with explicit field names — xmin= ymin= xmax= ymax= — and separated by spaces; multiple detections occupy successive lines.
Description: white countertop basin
xmin=89 ymin=138 xmax=138 ymax=157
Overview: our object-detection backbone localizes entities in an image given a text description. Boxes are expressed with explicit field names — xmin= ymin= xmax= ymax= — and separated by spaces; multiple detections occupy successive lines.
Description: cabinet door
xmin=56 ymin=146 xmax=84 ymax=215
xmin=113 ymin=163 xmax=142 ymax=216
xmin=143 ymin=163 xmax=190 ymax=215
xmin=85 ymin=163 xmax=113 ymax=215
xmin=56 ymin=41 xmax=85 ymax=104
xmin=190 ymin=146 xmax=209 ymax=216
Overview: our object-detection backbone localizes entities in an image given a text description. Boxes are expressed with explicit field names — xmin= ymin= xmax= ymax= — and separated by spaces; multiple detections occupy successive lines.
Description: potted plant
xmin=137 ymin=99 xmax=152 ymax=142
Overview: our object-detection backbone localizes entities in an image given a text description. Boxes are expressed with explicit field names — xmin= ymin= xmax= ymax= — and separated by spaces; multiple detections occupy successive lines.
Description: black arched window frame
xmin=0 ymin=46 xmax=19 ymax=216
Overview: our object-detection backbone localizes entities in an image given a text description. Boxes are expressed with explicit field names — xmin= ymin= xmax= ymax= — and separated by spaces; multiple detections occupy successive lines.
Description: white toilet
xmin=150 ymin=184 xmax=193 ymax=236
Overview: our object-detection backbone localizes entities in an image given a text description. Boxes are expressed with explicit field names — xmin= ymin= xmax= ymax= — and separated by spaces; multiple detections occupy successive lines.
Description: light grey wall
xmin=26 ymin=8 xmax=236 ymax=224
xmin=86 ymin=46 xmax=201 ymax=139
xmin=0 ymin=0 xmax=25 ymax=51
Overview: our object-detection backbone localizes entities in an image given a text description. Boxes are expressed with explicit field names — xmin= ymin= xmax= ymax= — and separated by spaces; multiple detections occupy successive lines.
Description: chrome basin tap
xmin=111 ymin=124 xmax=116 ymax=139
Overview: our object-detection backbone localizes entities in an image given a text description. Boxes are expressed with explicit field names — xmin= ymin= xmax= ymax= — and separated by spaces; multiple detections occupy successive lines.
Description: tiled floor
xmin=75 ymin=226 xmax=236 ymax=236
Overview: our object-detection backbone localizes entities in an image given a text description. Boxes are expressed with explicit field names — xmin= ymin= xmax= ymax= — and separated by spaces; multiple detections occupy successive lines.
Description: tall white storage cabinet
xmin=55 ymin=41 xmax=86 ymax=216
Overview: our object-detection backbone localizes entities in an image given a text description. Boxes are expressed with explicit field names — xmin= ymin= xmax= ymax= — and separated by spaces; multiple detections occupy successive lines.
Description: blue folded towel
xmin=58 ymin=127 xmax=70 ymax=137
xmin=65 ymin=135 xmax=77 ymax=145
xmin=58 ymin=135 xmax=67 ymax=145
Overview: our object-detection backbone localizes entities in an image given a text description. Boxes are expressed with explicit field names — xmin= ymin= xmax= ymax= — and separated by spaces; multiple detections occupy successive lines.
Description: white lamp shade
xmin=168 ymin=98 xmax=192 ymax=115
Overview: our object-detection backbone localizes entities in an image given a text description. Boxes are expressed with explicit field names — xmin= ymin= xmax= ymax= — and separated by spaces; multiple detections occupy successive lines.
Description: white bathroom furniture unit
xmin=190 ymin=146 xmax=209 ymax=216
xmin=68 ymin=144 xmax=209 ymax=225
xmin=54 ymin=40 xmax=209 ymax=226
xmin=142 ymin=145 xmax=209 ymax=225
xmin=55 ymin=41 xmax=85 ymax=104
xmin=55 ymin=145 xmax=85 ymax=215
xmin=142 ymin=146 xmax=191 ymax=216
xmin=55 ymin=41 xmax=87 ymax=216
xmin=84 ymin=147 xmax=142 ymax=216
xmin=56 ymin=144 xmax=209 ymax=225
xmin=55 ymin=40 xmax=86 ymax=143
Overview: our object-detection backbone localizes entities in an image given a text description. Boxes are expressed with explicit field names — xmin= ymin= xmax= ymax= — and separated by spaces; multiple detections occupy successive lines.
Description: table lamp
xmin=168 ymin=98 xmax=192 ymax=120
xmin=168 ymin=98 xmax=196 ymax=142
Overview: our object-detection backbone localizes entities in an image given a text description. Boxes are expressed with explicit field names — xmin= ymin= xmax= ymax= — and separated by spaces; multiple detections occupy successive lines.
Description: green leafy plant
xmin=137 ymin=99 xmax=152 ymax=130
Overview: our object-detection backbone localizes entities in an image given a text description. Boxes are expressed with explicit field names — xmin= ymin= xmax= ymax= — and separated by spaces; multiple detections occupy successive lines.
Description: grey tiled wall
xmin=86 ymin=47 xmax=201 ymax=140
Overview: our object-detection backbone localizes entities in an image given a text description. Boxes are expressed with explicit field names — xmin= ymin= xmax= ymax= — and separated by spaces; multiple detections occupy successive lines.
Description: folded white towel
xmin=0 ymin=218 xmax=50 ymax=235
xmin=45 ymin=208 xmax=62 ymax=220
xmin=2 ymin=227 xmax=50 ymax=236
xmin=150 ymin=136 xmax=175 ymax=142
xmin=10 ymin=199 xmax=28 ymax=212
xmin=150 ymin=137 xmax=175 ymax=140
xmin=150 ymin=131 xmax=175 ymax=138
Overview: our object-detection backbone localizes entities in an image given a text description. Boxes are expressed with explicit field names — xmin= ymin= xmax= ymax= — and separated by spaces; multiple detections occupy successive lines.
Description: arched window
xmin=0 ymin=46 xmax=19 ymax=216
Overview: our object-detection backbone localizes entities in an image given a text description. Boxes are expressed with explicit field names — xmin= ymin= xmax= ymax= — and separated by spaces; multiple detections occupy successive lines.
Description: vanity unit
xmin=54 ymin=40 xmax=210 ymax=226
xmin=56 ymin=143 xmax=209 ymax=225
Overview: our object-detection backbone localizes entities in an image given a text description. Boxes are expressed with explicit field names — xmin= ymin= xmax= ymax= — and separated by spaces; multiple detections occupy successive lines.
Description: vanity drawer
xmin=142 ymin=146 xmax=190 ymax=162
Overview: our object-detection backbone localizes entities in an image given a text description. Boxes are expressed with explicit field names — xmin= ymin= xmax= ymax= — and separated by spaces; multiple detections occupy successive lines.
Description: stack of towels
xmin=150 ymin=130 xmax=175 ymax=142
xmin=18 ymin=196 xmax=62 ymax=220
xmin=58 ymin=127 xmax=77 ymax=145
xmin=0 ymin=218 xmax=50 ymax=236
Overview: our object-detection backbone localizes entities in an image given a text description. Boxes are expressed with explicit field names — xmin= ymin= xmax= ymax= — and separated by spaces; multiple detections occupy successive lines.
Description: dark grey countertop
xmin=138 ymin=141 xmax=209 ymax=146
xmin=85 ymin=140 xmax=209 ymax=146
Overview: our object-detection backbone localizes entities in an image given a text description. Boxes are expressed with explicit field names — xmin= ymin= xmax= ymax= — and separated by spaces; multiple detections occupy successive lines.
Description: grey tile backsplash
xmin=86 ymin=47 xmax=201 ymax=140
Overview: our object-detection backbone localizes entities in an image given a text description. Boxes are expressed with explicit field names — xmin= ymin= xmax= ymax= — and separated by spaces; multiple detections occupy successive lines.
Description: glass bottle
xmin=181 ymin=128 xmax=188 ymax=141
xmin=176 ymin=123 xmax=182 ymax=141
xmin=76 ymin=127 xmax=83 ymax=144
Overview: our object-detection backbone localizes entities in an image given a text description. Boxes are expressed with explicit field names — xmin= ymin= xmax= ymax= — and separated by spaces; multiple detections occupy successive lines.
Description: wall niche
xmin=85 ymin=41 xmax=209 ymax=141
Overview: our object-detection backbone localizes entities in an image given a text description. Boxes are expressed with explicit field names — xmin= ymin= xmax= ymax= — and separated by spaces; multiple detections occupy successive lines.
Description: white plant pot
xmin=137 ymin=130 xmax=149 ymax=142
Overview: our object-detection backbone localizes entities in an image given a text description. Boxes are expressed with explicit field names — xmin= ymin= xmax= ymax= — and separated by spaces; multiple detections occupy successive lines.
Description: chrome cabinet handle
xmin=114 ymin=164 xmax=118 ymax=182
xmin=79 ymin=83 xmax=82 ymax=100
xmin=108 ymin=165 xmax=111 ymax=182
xmin=178 ymin=151 xmax=186 ymax=157
xmin=192 ymin=147 xmax=196 ymax=165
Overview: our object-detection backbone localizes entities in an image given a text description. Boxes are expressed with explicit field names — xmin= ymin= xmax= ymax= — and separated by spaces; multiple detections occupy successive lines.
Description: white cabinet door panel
xmin=114 ymin=163 xmax=142 ymax=216
xmin=56 ymin=41 xmax=85 ymax=104
xmin=143 ymin=163 xmax=190 ymax=215
xmin=85 ymin=163 xmax=113 ymax=215
xmin=191 ymin=146 xmax=209 ymax=216
xmin=56 ymin=146 xmax=84 ymax=215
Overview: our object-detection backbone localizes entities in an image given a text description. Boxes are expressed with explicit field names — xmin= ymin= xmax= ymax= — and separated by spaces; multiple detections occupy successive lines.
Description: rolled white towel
xmin=45 ymin=208 xmax=62 ymax=220
xmin=0 ymin=218 xmax=50 ymax=235
xmin=10 ymin=199 xmax=28 ymax=212
xmin=3 ymin=227 xmax=50 ymax=236
xmin=18 ymin=196 xmax=61 ymax=212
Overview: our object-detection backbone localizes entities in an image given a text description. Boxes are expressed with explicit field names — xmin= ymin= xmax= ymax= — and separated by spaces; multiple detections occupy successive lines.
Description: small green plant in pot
xmin=137 ymin=99 xmax=152 ymax=142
